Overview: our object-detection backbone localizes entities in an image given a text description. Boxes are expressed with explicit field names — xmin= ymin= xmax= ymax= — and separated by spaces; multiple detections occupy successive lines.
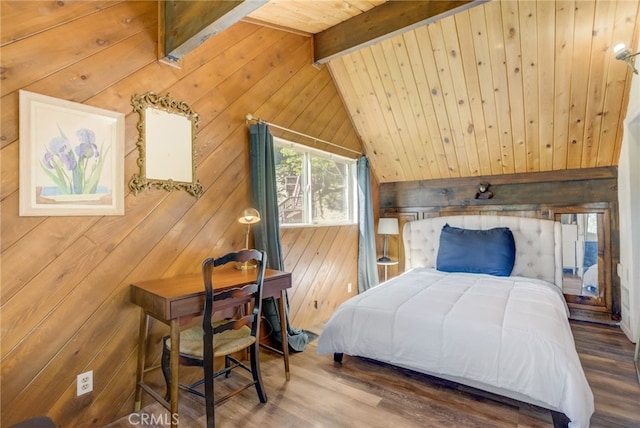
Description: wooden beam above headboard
xmin=380 ymin=167 xmax=618 ymax=210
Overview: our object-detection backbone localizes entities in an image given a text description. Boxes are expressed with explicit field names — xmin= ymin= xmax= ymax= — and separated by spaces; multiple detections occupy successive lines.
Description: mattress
xmin=317 ymin=268 xmax=594 ymax=428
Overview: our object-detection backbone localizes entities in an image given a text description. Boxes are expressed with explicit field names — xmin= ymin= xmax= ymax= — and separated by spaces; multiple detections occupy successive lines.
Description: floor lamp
xmin=377 ymin=218 xmax=399 ymax=262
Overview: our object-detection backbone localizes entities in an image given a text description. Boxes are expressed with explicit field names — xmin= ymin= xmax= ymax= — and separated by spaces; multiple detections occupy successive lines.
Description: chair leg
xmin=250 ymin=343 xmax=267 ymax=403
xmin=204 ymin=370 xmax=215 ymax=428
xmin=224 ymin=355 xmax=231 ymax=378
xmin=160 ymin=336 xmax=172 ymax=401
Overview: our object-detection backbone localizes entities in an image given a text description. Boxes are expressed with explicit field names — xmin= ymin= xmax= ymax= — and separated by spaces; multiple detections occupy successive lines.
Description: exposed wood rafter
xmin=313 ymin=0 xmax=488 ymax=64
xmin=162 ymin=0 xmax=268 ymax=61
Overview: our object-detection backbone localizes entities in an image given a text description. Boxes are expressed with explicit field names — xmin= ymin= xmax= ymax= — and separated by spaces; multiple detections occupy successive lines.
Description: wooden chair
xmin=161 ymin=249 xmax=268 ymax=427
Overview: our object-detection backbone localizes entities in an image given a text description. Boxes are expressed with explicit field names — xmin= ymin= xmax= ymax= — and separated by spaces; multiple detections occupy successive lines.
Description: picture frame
xmin=19 ymin=90 xmax=125 ymax=216
xmin=128 ymin=92 xmax=203 ymax=198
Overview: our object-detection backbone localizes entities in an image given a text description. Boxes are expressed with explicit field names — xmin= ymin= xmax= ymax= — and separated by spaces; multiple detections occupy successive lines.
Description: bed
xmin=317 ymin=215 xmax=594 ymax=428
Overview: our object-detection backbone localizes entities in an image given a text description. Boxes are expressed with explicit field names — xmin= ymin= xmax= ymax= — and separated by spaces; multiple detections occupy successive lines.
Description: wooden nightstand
xmin=377 ymin=259 xmax=399 ymax=282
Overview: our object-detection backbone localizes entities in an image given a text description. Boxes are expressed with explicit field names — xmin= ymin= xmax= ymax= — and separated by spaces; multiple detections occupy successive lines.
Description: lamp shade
xmin=238 ymin=208 xmax=261 ymax=225
xmin=613 ymin=43 xmax=627 ymax=54
xmin=378 ymin=218 xmax=399 ymax=235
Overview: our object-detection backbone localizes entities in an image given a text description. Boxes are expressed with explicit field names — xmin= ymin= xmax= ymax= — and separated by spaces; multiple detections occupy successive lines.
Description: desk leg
xmin=169 ymin=319 xmax=180 ymax=428
xmin=277 ymin=291 xmax=290 ymax=381
xmin=134 ymin=310 xmax=149 ymax=412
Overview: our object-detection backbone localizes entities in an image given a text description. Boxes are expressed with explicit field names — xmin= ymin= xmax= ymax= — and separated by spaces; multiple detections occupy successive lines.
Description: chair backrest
xmin=201 ymin=249 xmax=267 ymax=351
xmin=201 ymin=249 xmax=267 ymax=428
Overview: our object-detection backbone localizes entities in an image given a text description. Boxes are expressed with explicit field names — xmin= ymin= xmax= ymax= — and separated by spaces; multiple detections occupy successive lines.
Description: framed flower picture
xmin=19 ymin=90 xmax=125 ymax=216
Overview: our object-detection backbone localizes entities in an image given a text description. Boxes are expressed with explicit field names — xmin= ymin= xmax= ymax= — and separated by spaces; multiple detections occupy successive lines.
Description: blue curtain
xmin=249 ymin=123 xmax=309 ymax=352
xmin=357 ymin=155 xmax=379 ymax=292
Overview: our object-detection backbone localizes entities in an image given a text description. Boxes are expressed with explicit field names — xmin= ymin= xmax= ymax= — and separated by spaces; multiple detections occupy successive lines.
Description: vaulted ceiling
xmin=168 ymin=0 xmax=640 ymax=183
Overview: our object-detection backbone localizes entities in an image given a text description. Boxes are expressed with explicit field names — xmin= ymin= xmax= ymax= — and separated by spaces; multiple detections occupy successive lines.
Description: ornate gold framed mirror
xmin=129 ymin=92 xmax=203 ymax=198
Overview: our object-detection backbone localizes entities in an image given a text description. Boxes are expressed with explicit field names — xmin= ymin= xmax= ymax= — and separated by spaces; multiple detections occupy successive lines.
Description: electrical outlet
xmin=347 ymin=282 xmax=352 ymax=293
xmin=77 ymin=370 xmax=93 ymax=396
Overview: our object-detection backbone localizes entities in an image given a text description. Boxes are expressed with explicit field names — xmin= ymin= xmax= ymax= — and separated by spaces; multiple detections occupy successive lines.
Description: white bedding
xmin=317 ymin=268 xmax=594 ymax=428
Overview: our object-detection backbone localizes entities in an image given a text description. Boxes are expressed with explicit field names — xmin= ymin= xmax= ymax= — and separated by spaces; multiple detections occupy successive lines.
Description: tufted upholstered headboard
xmin=403 ymin=215 xmax=563 ymax=288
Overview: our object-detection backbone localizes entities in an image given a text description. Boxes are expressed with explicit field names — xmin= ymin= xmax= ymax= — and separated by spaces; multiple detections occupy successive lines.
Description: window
xmin=273 ymin=138 xmax=357 ymax=226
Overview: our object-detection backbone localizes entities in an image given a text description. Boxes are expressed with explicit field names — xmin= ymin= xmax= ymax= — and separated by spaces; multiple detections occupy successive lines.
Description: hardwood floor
xmin=107 ymin=321 xmax=640 ymax=428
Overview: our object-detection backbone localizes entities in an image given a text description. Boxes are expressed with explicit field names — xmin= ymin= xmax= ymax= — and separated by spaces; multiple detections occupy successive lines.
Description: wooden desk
xmin=130 ymin=268 xmax=291 ymax=425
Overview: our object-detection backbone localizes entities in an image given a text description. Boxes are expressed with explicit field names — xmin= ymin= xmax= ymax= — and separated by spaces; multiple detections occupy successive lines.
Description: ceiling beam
xmin=313 ymin=0 xmax=488 ymax=65
xmin=163 ymin=0 xmax=268 ymax=62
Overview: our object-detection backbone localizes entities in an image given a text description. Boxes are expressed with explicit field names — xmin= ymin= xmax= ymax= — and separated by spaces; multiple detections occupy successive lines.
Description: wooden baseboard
xmin=568 ymin=308 xmax=619 ymax=326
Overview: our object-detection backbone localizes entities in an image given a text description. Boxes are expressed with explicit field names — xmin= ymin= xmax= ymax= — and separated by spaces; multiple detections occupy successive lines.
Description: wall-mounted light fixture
xmin=475 ymin=182 xmax=493 ymax=200
xmin=613 ymin=43 xmax=639 ymax=75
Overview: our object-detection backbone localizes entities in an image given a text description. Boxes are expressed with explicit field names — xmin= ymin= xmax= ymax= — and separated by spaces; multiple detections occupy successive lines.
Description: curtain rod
xmin=245 ymin=114 xmax=362 ymax=156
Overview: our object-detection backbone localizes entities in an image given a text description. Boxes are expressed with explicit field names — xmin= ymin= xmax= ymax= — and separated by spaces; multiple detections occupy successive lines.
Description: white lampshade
xmin=613 ymin=43 xmax=626 ymax=54
xmin=378 ymin=218 xmax=399 ymax=235
xmin=238 ymin=208 xmax=261 ymax=225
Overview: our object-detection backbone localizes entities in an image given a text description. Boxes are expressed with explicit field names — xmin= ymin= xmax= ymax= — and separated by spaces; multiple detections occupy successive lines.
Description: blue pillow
xmin=436 ymin=224 xmax=516 ymax=277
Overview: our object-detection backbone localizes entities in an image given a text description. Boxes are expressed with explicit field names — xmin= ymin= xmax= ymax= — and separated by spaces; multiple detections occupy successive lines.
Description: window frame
xmin=273 ymin=137 xmax=358 ymax=228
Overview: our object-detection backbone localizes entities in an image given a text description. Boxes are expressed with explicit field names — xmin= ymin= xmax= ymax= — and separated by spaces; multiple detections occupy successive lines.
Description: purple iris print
xmin=75 ymin=129 xmax=99 ymax=159
xmin=40 ymin=125 xmax=108 ymax=195
xmin=49 ymin=136 xmax=69 ymax=153
xmin=43 ymin=152 xmax=56 ymax=169
xmin=43 ymin=135 xmax=77 ymax=171
xmin=59 ymin=152 xmax=77 ymax=170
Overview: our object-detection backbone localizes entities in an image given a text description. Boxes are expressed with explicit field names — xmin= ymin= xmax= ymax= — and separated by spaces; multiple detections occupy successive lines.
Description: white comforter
xmin=317 ymin=268 xmax=594 ymax=428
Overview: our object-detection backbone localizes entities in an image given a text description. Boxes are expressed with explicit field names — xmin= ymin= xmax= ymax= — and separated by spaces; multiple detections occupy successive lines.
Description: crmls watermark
xmin=127 ymin=413 xmax=179 ymax=426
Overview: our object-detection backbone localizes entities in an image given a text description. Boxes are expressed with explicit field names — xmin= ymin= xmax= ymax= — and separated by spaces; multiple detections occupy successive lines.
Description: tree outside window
xmin=274 ymin=139 xmax=356 ymax=226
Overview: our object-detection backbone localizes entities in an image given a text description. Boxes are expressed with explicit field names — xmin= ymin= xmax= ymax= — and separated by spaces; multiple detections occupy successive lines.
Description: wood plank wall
xmin=379 ymin=166 xmax=620 ymax=319
xmin=0 ymin=2 xmax=363 ymax=425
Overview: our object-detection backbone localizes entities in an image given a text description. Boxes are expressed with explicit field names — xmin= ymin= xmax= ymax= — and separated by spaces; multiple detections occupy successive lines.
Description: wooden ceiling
xmin=246 ymin=0 xmax=387 ymax=35
xmin=172 ymin=0 xmax=640 ymax=183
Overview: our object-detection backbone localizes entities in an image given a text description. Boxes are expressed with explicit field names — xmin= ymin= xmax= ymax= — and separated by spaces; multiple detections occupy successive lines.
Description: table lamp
xmin=377 ymin=217 xmax=399 ymax=262
xmin=236 ymin=208 xmax=261 ymax=270
xmin=238 ymin=208 xmax=261 ymax=249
